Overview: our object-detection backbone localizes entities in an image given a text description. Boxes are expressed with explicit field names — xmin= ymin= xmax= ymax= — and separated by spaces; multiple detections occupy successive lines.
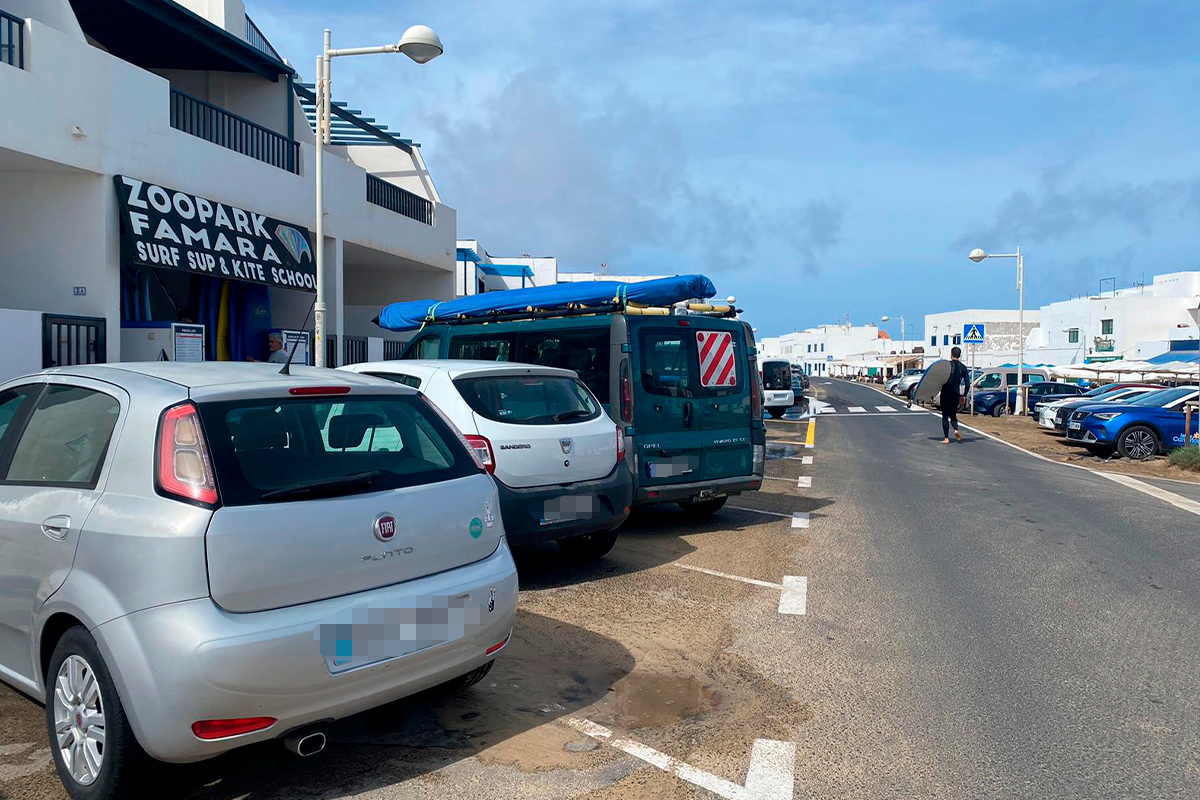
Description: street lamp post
xmin=881 ymin=315 xmax=906 ymax=377
xmin=969 ymin=247 xmax=1025 ymax=414
xmin=312 ymin=25 xmax=443 ymax=367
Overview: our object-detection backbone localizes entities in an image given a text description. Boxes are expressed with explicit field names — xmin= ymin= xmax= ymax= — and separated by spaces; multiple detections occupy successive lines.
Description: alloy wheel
xmin=52 ymin=655 xmax=106 ymax=785
xmin=1124 ymin=430 xmax=1156 ymax=460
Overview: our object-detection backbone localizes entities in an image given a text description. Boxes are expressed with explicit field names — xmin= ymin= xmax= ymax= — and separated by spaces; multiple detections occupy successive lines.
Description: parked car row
xmin=1026 ymin=381 xmax=1200 ymax=460
xmin=0 ymin=309 xmax=769 ymax=800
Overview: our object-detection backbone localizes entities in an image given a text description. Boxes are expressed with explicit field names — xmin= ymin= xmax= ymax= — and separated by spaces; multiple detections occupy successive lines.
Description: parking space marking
xmin=673 ymin=563 xmax=781 ymax=589
xmin=791 ymin=512 xmax=809 ymax=528
xmin=728 ymin=506 xmax=794 ymax=520
xmin=565 ymin=717 xmax=796 ymax=800
xmin=761 ymin=476 xmax=794 ymax=483
xmin=848 ymin=406 xmax=867 ymax=413
xmin=875 ymin=405 xmax=897 ymax=412
xmin=1097 ymin=472 xmax=1200 ymax=517
xmin=769 ymin=441 xmax=807 ymax=446
xmin=805 ymin=420 xmax=816 ymax=448
xmin=801 ymin=456 xmax=813 ymax=465
xmin=779 ymin=576 xmax=808 ymax=615
xmin=796 ymin=476 xmax=812 ymax=488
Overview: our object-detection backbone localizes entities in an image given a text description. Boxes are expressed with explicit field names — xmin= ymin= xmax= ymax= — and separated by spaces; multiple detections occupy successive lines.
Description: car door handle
xmin=42 ymin=515 xmax=72 ymax=541
xmin=683 ymin=402 xmax=694 ymax=428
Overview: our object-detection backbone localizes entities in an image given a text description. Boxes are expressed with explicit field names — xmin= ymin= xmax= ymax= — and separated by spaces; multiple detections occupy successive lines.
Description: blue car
xmin=1065 ymin=386 xmax=1200 ymax=459
xmin=971 ymin=381 xmax=1086 ymax=417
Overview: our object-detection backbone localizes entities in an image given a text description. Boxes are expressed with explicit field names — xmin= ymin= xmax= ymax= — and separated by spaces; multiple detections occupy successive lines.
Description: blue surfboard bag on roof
xmin=374 ymin=274 xmax=717 ymax=332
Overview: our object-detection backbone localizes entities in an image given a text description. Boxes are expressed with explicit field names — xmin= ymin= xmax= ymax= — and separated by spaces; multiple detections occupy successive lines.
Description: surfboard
xmin=912 ymin=359 xmax=952 ymax=405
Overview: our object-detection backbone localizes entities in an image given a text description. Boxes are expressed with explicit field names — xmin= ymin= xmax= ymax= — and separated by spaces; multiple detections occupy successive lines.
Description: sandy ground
xmin=958 ymin=413 xmax=1200 ymax=483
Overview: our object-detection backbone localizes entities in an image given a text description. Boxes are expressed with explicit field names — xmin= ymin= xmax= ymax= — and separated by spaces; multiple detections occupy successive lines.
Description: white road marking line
xmin=673 ymin=563 xmax=781 ymax=589
xmin=791 ymin=512 xmax=809 ymax=528
xmin=796 ymin=476 xmax=812 ymax=488
xmin=875 ymin=405 xmax=897 ymax=412
xmin=821 ymin=407 xmax=837 ymax=413
xmin=818 ymin=412 xmax=924 ymax=417
xmin=565 ymin=718 xmax=796 ymax=800
xmin=773 ymin=455 xmax=809 ymax=461
xmin=768 ymin=441 xmax=807 ymax=446
xmin=848 ymin=406 xmax=867 ymax=413
xmin=801 ymin=456 xmax=813 ymax=464
xmin=778 ymin=576 xmax=808 ymax=615
xmin=728 ymin=505 xmax=794 ymax=519
xmin=761 ymin=476 xmax=794 ymax=483
xmin=1097 ymin=472 xmax=1200 ymax=517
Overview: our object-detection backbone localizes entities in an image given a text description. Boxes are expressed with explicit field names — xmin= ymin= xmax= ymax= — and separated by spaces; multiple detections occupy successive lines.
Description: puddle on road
xmin=781 ymin=397 xmax=832 ymax=420
xmin=765 ymin=441 xmax=805 ymax=460
xmin=611 ymin=673 xmax=716 ymax=729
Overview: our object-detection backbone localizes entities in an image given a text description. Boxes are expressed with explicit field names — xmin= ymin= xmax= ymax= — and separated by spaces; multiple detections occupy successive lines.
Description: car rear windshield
xmin=454 ymin=374 xmax=601 ymax=425
xmin=762 ymin=361 xmax=792 ymax=390
xmin=197 ymin=394 xmax=478 ymax=506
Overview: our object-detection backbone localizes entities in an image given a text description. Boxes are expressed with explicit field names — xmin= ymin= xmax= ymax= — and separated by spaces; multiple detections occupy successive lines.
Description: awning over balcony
xmin=479 ymin=264 xmax=534 ymax=279
xmin=68 ymin=0 xmax=292 ymax=80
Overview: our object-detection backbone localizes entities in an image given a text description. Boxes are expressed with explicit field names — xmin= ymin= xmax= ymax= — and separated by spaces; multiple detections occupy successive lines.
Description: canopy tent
xmin=375 ymin=274 xmax=717 ymax=332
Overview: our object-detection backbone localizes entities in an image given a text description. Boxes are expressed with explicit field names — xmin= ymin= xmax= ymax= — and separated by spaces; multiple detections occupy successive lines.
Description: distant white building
xmin=558 ymin=271 xmax=668 ymax=284
xmin=1025 ymin=271 xmax=1200 ymax=364
xmin=923 ymin=310 xmax=1042 ymax=367
xmin=760 ymin=324 xmax=889 ymax=376
xmin=455 ymin=240 xmax=556 ymax=296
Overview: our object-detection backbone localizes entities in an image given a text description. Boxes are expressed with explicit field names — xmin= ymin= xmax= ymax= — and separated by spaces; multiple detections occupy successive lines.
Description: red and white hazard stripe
xmin=696 ymin=331 xmax=736 ymax=387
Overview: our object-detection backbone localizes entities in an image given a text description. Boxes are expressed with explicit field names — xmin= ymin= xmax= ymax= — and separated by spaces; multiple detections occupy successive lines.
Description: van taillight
xmin=749 ymin=369 xmax=763 ymax=421
xmin=616 ymin=425 xmax=626 ymax=463
xmin=464 ymin=434 xmax=495 ymax=474
xmin=619 ymin=360 xmax=633 ymax=422
xmin=157 ymin=403 xmax=218 ymax=505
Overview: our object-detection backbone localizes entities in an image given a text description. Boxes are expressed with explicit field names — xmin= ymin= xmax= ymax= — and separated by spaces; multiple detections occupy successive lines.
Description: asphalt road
xmin=2 ymin=377 xmax=1198 ymax=799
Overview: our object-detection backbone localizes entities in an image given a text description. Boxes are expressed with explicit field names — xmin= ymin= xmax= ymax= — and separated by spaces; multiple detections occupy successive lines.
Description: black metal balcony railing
xmin=170 ymin=88 xmax=299 ymax=174
xmin=366 ymin=174 xmax=434 ymax=225
xmin=244 ymin=15 xmax=282 ymax=62
xmin=1 ymin=9 xmax=23 ymax=69
xmin=383 ymin=340 xmax=405 ymax=360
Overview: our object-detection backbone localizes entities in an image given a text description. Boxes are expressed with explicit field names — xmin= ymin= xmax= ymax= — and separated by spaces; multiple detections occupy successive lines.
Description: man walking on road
xmin=941 ymin=346 xmax=970 ymax=444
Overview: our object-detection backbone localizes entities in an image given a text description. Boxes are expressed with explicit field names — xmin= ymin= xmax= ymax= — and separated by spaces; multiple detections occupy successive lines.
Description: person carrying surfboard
xmin=940 ymin=346 xmax=970 ymax=443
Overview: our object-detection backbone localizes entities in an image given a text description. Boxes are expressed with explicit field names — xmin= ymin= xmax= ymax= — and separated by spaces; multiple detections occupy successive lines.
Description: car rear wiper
xmin=553 ymin=409 xmax=592 ymax=422
xmin=260 ymin=470 xmax=381 ymax=501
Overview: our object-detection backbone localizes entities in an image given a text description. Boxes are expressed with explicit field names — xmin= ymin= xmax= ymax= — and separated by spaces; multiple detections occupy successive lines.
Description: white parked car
xmin=341 ymin=360 xmax=633 ymax=560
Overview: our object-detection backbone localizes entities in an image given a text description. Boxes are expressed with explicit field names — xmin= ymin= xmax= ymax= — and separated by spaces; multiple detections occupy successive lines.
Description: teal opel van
xmin=400 ymin=311 xmax=766 ymax=514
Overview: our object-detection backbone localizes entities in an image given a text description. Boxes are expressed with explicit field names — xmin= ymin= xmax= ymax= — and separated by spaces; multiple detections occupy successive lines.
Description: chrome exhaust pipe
xmin=284 ymin=730 xmax=326 ymax=757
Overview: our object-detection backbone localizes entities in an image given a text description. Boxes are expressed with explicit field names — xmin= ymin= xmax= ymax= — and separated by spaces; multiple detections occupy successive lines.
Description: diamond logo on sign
xmin=697 ymin=331 xmax=737 ymax=388
xmin=963 ymin=324 xmax=986 ymax=344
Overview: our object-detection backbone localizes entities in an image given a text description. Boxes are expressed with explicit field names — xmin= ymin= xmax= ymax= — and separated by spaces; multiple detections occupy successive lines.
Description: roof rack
xmin=427 ymin=300 xmax=741 ymax=327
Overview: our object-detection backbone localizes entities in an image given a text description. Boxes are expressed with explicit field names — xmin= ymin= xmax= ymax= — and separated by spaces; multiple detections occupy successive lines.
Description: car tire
xmin=677 ymin=497 xmax=728 ymax=516
xmin=992 ymin=403 xmax=1007 ymax=418
xmin=442 ymin=659 xmax=495 ymax=692
xmin=45 ymin=626 xmax=151 ymax=800
xmin=556 ymin=529 xmax=619 ymax=561
xmin=1118 ymin=425 xmax=1160 ymax=461
xmin=767 ymin=407 xmax=785 ymax=419
xmin=1085 ymin=443 xmax=1117 ymax=458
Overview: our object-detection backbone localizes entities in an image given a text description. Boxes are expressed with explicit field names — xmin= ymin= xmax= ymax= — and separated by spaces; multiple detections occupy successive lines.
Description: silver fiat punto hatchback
xmin=0 ymin=362 xmax=517 ymax=799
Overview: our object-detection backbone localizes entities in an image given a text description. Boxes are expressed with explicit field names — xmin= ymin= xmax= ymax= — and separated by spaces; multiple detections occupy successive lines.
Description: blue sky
xmin=252 ymin=0 xmax=1200 ymax=338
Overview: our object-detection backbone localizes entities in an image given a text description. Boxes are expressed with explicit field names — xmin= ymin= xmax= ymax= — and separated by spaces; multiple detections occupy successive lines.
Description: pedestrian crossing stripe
xmin=876 ymin=406 xmax=897 ymax=412
xmin=848 ymin=406 xmax=867 ymax=413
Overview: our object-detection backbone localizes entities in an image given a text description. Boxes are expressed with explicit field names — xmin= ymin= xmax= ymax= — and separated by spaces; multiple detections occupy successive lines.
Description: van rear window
xmin=454 ymin=375 xmax=601 ymax=426
xmin=197 ymin=394 xmax=478 ymax=505
xmin=516 ymin=330 xmax=610 ymax=403
xmin=762 ymin=361 xmax=791 ymax=390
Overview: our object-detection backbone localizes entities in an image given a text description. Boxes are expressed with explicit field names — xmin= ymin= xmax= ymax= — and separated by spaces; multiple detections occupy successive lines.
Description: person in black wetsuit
xmin=940 ymin=346 xmax=970 ymax=443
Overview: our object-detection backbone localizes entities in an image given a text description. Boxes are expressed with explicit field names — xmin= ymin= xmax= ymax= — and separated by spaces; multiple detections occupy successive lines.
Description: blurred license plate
xmin=317 ymin=599 xmax=482 ymax=674
xmin=540 ymin=495 xmax=597 ymax=525
xmin=1069 ymin=421 xmax=1081 ymax=430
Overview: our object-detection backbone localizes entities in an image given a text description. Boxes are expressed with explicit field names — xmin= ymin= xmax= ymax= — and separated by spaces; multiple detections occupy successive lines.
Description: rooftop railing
xmin=244 ymin=15 xmax=283 ymax=62
xmin=1 ymin=9 xmax=23 ymax=69
xmin=170 ymin=88 xmax=299 ymax=174
xmin=366 ymin=174 xmax=434 ymax=226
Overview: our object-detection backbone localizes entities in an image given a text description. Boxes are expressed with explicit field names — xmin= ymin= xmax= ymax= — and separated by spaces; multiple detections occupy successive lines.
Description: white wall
xmin=173 ymin=0 xmax=246 ymax=38
xmin=3 ymin=0 xmax=83 ymax=39
xmin=0 ymin=309 xmax=46 ymax=381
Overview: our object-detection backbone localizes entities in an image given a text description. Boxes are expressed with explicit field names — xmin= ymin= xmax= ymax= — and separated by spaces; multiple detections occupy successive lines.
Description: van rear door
xmin=631 ymin=324 xmax=703 ymax=488
xmin=693 ymin=323 xmax=754 ymax=480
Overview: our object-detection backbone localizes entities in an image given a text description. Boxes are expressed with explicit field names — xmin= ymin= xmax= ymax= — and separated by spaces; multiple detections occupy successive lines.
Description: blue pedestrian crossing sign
xmin=963 ymin=324 xmax=986 ymax=344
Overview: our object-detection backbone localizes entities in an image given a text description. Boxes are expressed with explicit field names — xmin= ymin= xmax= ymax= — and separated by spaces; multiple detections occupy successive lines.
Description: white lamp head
xmin=968 ymin=248 xmax=987 ymax=263
xmin=398 ymin=25 xmax=443 ymax=64
xmin=881 ymin=315 xmax=890 ymax=322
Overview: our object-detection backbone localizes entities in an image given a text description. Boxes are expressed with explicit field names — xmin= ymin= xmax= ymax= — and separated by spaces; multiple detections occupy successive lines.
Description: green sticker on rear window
xmin=469 ymin=518 xmax=483 ymax=539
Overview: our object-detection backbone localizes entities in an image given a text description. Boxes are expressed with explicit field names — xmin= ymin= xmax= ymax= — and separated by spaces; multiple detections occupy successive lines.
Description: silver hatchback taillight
xmin=157 ymin=403 xmax=218 ymax=506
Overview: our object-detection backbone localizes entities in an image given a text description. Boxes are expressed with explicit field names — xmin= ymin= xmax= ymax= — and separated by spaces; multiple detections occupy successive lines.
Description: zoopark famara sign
xmin=115 ymin=175 xmax=316 ymax=292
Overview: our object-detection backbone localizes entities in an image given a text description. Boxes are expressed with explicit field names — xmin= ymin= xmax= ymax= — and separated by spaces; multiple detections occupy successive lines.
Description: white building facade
xmin=0 ymin=0 xmax=457 ymax=381
xmin=1024 ymin=271 xmax=1200 ymax=364
xmin=923 ymin=310 xmax=1042 ymax=368
xmin=760 ymin=324 xmax=887 ymax=376
xmin=455 ymin=240 xmax=558 ymax=296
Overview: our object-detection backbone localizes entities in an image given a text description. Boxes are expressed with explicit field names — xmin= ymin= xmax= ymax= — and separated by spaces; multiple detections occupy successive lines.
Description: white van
xmin=972 ymin=367 xmax=1051 ymax=393
xmin=759 ymin=359 xmax=795 ymax=418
